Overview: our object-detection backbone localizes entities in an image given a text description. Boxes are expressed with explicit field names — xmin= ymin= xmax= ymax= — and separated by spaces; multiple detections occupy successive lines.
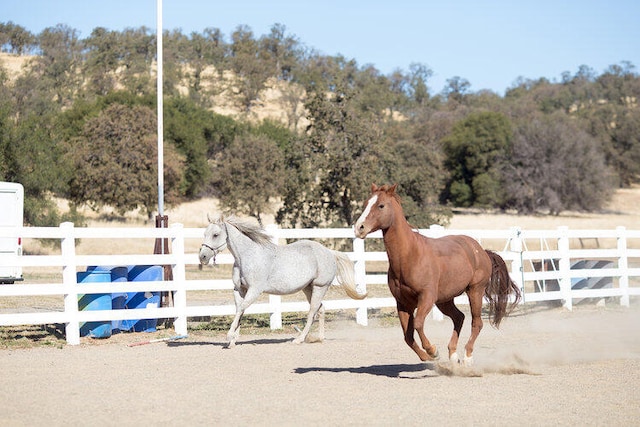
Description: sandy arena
xmin=3 ymin=186 xmax=640 ymax=426
xmin=1 ymin=303 xmax=639 ymax=426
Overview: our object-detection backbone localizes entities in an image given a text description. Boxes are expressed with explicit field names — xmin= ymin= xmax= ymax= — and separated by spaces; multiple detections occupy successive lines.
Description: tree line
xmin=1 ymin=21 xmax=639 ymax=228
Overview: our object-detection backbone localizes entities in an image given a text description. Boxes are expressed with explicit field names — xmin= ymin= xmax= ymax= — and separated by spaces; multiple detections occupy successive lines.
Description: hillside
xmin=0 ymin=52 xmax=28 ymax=80
xmin=0 ymin=52 xmax=307 ymax=127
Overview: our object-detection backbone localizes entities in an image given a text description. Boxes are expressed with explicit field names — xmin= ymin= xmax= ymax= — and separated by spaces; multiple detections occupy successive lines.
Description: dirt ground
xmin=5 ymin=186 xmax=639 ymax=426
xmin=1 ymin=303 xmax=638 ymax=426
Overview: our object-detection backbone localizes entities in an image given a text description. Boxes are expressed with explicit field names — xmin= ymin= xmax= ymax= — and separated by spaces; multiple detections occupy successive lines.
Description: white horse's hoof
xmin=450 ymin=353 xmax=459 ymax=364
xmin=463 ymin=355 xmax=474 ymax=366
xmin=292 ymin=337 xmax=303 ymax=344
xmin=226 ymin=333 xmax=238 ymax=348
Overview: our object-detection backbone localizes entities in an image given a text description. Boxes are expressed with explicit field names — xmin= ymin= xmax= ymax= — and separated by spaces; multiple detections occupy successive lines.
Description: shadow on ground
xmin=294 ymin=363 xmax=435 ymax=379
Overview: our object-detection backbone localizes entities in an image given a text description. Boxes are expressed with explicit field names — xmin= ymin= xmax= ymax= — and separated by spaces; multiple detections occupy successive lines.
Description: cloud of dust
xmin=432 ymin=303 xmax=640 ymax=377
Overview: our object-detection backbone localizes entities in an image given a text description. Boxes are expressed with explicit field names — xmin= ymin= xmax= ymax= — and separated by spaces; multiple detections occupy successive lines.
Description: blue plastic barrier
xmin=77 ymin=270 xmax=112 ymax=338
xmin=79 ymin=265 xmax=163 ymax=335
xmin=109 ymin=266 xmax=129 ymax=332
xmin=122 ymin=265 xmax=163 ymax=333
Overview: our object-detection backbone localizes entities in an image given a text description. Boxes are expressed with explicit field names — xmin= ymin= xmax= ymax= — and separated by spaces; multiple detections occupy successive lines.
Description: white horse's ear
xmin=219 ymin=214 xmax=225 ymax=223
xmin=207 ymin=213 xmax=214 ymax=223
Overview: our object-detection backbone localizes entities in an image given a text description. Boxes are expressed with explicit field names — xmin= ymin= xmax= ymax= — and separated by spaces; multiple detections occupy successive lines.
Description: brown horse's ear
xmin=371 ymin=183 xmax=379 ymax=193
xmin=389 ymin=183 xmax=398 ymax=194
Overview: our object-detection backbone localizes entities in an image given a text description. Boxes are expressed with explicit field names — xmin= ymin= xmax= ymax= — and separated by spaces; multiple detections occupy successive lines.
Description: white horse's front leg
xmin=226 ymin=289 xmax=243 ymax=347
xmin=226 ymin=268 xmax=245 ymax=347
xmin=226 ymin=286 xmax=261 ymax=348
xmin=226 ymin=310 xmax=242 ymax=348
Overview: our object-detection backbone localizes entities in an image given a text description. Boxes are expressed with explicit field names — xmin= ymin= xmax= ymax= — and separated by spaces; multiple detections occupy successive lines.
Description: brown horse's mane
xmin=376 ymin=184 xmax=403 ymax=206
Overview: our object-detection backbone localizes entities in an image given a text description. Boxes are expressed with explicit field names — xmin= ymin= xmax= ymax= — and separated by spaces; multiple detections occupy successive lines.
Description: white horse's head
xmin=199 ymin=214 xmax=228 ymax=265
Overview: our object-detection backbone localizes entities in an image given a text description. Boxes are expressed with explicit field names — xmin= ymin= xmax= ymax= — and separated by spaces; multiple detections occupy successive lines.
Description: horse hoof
xmin=450 ymin=353 xmax=459 ymax=364
xmin=463 ymin=355 xmax=474 ymax=366
xmin=292 ymin=337 xmax=303 ymax=344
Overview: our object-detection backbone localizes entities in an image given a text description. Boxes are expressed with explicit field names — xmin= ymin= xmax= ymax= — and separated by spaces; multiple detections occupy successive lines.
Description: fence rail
xmin=1 ymin=223 xmax=639 ymax=345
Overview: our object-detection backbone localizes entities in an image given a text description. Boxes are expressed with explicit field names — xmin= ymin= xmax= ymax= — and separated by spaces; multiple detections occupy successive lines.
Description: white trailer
xmin=0 ymin=182 xmax=24 ymax=284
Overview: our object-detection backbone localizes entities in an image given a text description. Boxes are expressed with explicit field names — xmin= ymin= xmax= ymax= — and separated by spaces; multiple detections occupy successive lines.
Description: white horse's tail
xmin=332 ymin=251 xmax=367 ymax=300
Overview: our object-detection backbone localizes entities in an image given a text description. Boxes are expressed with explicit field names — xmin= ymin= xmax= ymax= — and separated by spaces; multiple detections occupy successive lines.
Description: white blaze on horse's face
xmin=354 ymin=194 xmax=378 ymax=239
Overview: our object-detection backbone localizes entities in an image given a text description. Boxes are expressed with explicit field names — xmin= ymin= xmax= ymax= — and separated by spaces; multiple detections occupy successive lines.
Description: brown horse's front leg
xmin=397 ymin=307 xmax=431 ymax=361
xmin=414 ymin=296 xmax=439 ymax=360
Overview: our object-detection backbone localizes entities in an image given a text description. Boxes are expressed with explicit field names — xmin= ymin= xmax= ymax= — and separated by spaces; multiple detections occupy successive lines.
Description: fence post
xmin=353 ymin=237 xmax=368 ymax=326
xmin=170 ymin=223 xmax=188 ymax=336
xmin=509 ymin=227 xmax=524 ymax=302
xmin=616 ymin=226 xmax=630 ymax=307
xmin=61 ymin=222 xmax=80 ymax=345
xmin=265 ymin=224 xmax=282 ymax=329
xmin=558 ymin=226 xmax=572 ymax=310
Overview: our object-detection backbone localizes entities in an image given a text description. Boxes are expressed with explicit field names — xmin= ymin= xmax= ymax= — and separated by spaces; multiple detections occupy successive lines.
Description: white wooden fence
xmin=1 ymin=223 xmax=639 ymax=345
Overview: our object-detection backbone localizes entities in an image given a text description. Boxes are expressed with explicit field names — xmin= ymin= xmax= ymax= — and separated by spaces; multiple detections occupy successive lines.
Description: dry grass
xmin=449 ymin=184 xmax=640 ymax=230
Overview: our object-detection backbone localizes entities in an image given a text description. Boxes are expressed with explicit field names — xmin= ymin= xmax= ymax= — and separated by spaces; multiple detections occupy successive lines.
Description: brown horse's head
xmin=354 ymin=183 xmax=401 ymax=238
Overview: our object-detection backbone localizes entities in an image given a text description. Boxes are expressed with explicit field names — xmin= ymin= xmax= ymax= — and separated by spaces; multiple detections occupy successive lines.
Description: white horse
xmin=199 ymin=215 xmax=367 ymax=347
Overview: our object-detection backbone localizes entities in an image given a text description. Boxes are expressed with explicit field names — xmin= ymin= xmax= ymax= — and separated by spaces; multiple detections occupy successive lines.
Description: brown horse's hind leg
xmin=463 ymin=286 xmax=485 ymax=365
xmin=436 ymin=299 xmax=465 ymax=363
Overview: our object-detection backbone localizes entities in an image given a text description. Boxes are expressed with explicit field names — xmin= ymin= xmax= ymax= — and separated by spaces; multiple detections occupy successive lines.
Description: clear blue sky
xmin=3 ymin=0 xmax=639 ymax=95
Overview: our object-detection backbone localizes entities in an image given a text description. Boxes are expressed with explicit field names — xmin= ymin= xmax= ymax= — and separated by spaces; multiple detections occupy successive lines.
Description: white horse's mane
xmin=223 ymin=216 xmax=275 ymax=248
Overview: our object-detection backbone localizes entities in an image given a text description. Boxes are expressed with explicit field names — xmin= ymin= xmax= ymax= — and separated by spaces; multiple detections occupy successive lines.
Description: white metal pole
xmin=156 ymin=0 xmax=164 ymax=218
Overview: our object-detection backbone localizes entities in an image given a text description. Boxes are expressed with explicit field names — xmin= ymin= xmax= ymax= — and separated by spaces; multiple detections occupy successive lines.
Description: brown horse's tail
xmin=333 ymin=251 xmax=368 ymax=300
xmin=485 ymin=250 xmax=521 ymax=328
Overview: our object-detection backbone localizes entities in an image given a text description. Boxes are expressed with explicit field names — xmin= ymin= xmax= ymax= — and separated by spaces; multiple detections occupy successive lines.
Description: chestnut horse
xmin=354 ymin=184 xmax=521 ymax=365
